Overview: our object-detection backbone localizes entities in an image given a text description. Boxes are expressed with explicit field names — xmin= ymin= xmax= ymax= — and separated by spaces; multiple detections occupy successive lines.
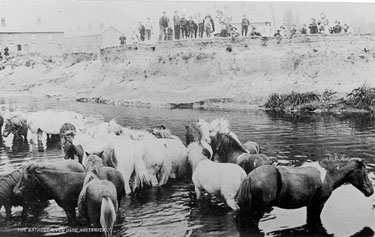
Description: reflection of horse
xmin=187 ymin=141 xmax=247 ymax=210
xmin=0 ymin=168 xmax=47 ymax=219
xmin=0 ymin=114 xmax=3 ymax=136
xmin=211 ymin=133 xmax=272 ymax=174
xmin=78 ymin=155 xmax=118 ymax=237
xmin=13 ymin=160 xmax=85 ymax=225
xmin=3 ymin=115 xmax=28 ymax=141
xmin=237 ymin=157 xmax=374 ymax=227
xmin=27 ymin=110 xmax=84 ymax=142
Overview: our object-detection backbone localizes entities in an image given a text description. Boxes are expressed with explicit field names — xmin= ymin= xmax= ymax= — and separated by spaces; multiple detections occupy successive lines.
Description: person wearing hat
xmin=179 ymin=13 xmax=188 ymax=39
xmin=173 ymin=10 xmax=180 ymax=40
xmin=159 ymin=11 xmax=169 ymax=41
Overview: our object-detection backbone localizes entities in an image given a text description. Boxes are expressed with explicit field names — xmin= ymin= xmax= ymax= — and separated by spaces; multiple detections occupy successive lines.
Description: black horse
xmin=237 ymin=157 xmax=374 ymax=228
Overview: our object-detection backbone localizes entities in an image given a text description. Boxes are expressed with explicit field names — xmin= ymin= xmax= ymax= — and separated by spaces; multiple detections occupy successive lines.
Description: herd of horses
xmin=0 ymin=110 xmax=373 ymax=236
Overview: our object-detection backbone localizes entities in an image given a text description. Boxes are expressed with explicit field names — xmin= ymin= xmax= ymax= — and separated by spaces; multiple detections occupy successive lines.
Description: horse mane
xmin=85 ymin=155 xmax=104 ymax=177
xmin=83 ymin=155 xmax=104 ymax=185
xmin=210 ymin=118 xmax=230 ymax=134
xmin=0 ymin=167 xmax=23 ymax=198
xmin=122 ymin=127 xmax=155 ymax=140
xmin=212 ymin=133 xmax=248 ymax=159
xmin=319 ymin=154 xmax=356 ymax=171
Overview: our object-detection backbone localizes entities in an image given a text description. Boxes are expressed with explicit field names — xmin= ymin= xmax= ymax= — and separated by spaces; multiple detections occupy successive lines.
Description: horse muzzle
xmin=13 ymin=186 xmax=24 ymax=197
xmin=363 ymin=184 xmax=374 ymax=197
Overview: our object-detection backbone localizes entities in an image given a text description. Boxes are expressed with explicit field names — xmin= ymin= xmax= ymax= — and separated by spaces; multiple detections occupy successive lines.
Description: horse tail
xmin=100 ymin=196 xmax=116 ymax=237
xmin=158 ymin=155 xmax=172 ymax=186
xmin=236 ymin=176 xmax=252 ymax=212
xmin=133 ymin=154 xmax=150 ymax=190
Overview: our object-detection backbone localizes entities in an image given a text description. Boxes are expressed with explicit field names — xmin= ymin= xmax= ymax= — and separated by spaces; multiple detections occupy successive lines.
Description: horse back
xmin=85 ymin=180 xmax=118 ymax=224
xmin=102 ymin=167 xmax=125 ymax=200
xmin=275 ymin=166 xmax=323 ymax=209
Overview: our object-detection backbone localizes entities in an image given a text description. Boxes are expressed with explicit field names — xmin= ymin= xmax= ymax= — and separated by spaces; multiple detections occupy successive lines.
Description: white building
xmin=64 ymin=26 xmax=123 ymax=53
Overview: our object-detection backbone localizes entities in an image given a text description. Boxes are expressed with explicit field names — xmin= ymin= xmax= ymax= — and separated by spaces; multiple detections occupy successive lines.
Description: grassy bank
xmin=264 ymin=85 xmax=375 ymax=113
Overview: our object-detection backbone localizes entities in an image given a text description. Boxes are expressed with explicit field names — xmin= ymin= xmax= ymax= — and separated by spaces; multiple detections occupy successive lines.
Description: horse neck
xmin=324 ymin=162 xmax=354 ymax=190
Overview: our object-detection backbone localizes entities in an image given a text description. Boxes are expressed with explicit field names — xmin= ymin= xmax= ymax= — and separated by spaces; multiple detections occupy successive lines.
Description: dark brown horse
xmin=3 ymin=115 xmax=28 ymax=141
xmin=237 ymin=157 xmax=374 ymax=228
xmin=63 ymin=140 xmax=84 ymax=164
xmin=0 ymin=167 xmax=47 ymax=219
xmin=210 ymin=133 xmax=272 ymax=174
xmin=13 ymin=160 xmax=85 ymax=225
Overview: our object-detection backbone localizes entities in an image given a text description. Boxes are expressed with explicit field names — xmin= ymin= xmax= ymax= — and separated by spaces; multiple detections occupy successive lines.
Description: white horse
xmin=187 ymin=141 xmax=247 ymax=211
xmin=148 ymin=125 xmax=189 ymax=179
xmin=157 ymin=138 xmax=188 ymax=179
xmin=96 ymin=129 xmax=172 ymax=195
xmin=27 ymin=110 xmax=85 ymax=142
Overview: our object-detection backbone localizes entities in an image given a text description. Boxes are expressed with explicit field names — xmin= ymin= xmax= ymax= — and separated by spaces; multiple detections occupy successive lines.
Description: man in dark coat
xmin=179 ymin=14 xmax=188 ymax=39
xmin=173 ymin=11 xmax=180 ymax=40
xmin=159 ymin=11 xmax=169 ymax=41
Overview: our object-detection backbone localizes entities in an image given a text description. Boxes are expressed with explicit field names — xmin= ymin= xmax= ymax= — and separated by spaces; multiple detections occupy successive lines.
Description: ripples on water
xmin=0 ymin=95 xmax=374 ymax=237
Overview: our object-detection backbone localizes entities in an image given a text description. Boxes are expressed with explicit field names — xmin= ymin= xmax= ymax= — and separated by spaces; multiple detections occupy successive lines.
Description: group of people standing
xmin=159 ymin=10 xmax=216 ymax=41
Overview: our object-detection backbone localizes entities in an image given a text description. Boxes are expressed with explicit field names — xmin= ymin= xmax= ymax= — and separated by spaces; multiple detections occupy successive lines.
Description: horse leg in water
xmin=194 ymin=186 xmax=202 ymax=200
xmin=37 ymin=129 xmax=43 ymax=142
xmin=63 ymin=205 xmax=78 ymax=226
xmin=306 ymin=198 xmax=326 ymax=227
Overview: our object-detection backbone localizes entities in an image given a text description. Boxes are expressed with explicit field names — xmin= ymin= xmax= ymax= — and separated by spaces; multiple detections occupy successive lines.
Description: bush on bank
xmin=264 ymin=86 xmax=375 ymax=113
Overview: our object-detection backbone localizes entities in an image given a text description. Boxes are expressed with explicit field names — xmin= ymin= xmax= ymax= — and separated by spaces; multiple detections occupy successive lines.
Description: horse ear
xmin=85 ymin=151 xmax=90 ymax=157
xmin=358 ymin=159 xmax=365 ymax=167
xmin=98 ymin=151 xmax=104 ymax=158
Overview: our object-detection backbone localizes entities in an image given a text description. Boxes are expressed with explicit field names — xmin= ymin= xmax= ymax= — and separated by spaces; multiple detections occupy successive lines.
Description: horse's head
xmin=63 ymin=140 xmax=76 ymax=160
xmin=13 ymin=163 xmax=39 ymax=197
xmin=196 ymin=118 xmax=211 ymax=143
xmin=2 ymin=119 xmax=13 ymax=137
xmin=346 ymin=158 xmax=374 ymax=197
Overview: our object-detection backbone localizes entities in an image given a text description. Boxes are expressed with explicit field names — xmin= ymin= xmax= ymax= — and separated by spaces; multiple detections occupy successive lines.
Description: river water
xmin=0 ymin=95 xmax=374 ymax=237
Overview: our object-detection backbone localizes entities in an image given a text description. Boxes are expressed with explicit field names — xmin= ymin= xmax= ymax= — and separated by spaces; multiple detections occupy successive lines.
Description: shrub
xmin=265 ymin=91 xmax=320 ymax=110
xmin=346 ymin=85 xmax=375 ymax=109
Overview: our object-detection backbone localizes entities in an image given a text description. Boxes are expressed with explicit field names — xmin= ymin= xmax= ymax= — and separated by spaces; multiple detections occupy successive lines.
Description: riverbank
xmin=1 ymin=34 xmax=375 ymax=110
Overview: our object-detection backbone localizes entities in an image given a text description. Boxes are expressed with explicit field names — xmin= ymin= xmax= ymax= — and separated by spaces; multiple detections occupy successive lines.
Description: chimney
xmin=1 ymin=18 xmax=6 ymax=27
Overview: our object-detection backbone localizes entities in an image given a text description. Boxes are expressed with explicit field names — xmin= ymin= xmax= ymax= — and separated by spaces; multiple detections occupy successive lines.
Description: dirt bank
xmin=1 ymin=34 xmax=375 ymax=109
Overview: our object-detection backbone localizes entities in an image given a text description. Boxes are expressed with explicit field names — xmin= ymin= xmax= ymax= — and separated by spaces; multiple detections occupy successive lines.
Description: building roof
xmin=64 ymin=25 xmax=122 ymax=38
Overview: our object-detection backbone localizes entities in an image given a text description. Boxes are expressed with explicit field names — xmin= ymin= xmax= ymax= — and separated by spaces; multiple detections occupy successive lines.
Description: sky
xmin=1 ymin=0 xmax=375 ymax=36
